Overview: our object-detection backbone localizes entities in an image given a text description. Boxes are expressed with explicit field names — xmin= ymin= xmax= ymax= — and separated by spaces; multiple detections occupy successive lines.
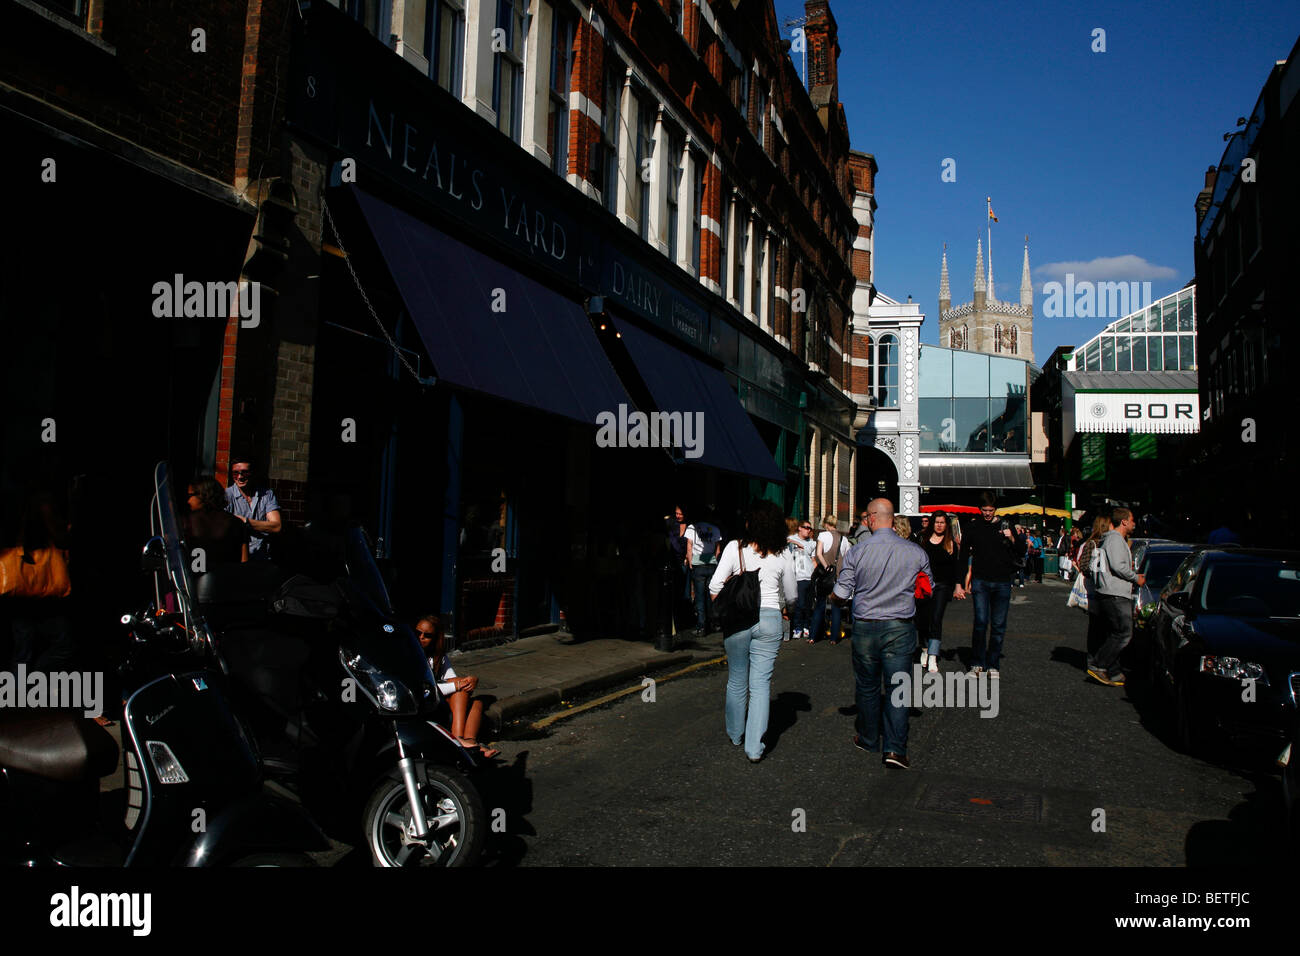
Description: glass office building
xmin=1069 ymin=286 xmax=1196 ymax=374
xmin=919 ymin=346 xmax=1031 ymax=454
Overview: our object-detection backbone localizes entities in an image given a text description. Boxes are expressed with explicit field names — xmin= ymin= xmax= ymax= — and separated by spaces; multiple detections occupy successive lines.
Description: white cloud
xmin=1033 ymin=255 xmax=1179 ymax=284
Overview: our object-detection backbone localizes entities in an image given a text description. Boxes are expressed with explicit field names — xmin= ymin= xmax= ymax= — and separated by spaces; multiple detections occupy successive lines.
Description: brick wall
xmin=0 ymin=0 xmax=250 ymax=184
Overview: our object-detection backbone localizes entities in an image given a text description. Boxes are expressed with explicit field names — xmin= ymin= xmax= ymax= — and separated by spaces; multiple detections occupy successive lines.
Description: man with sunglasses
xmin=224 ymin=457 xmax=282 ymax=560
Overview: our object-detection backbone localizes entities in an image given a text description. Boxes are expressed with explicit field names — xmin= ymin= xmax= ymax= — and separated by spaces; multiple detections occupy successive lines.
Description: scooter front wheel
xmin=362 ymin=763 xmax=484 ymax=867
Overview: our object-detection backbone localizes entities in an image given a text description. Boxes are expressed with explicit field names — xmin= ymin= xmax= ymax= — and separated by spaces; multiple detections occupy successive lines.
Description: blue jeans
xmin=692 ymin=563 xmax=716 ymax=631
xmin=809 ymin=592 xmax=842 ymax=642
xmin=850 ymin=619 xmax=915 ymax=756
xmin=724 ymin=608 xmax=784 ymax=759
xmin=793 ymin=579 xmax=812 ymax=632
xmin=970 ymin=579 xmax=1012 ymax=670
xmin=917 ymin=583 xmax=954 ymax=659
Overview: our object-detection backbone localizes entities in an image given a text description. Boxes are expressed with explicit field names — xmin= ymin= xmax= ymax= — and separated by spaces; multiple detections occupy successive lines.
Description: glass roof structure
xmin=1068 ymin=286 xmax=1196 ymax=374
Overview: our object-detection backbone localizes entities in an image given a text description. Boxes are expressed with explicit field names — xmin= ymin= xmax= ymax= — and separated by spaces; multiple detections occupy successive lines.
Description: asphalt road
xmin=473 ymin=577 xmax=1292 ymax=866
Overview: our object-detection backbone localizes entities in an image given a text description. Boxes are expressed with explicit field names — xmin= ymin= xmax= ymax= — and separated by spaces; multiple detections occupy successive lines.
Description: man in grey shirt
xmin=225 ymin=457 xmax=282 ymax=560
xmin=832 ymin=498 xmax=934 ymax=769
xmin=1086 ymin=507 xmax=1146 ymax=687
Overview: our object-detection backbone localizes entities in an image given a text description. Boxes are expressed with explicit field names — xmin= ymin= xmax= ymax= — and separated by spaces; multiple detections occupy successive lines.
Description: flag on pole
xmin=987 ymin=197 xmax=998 ymax=222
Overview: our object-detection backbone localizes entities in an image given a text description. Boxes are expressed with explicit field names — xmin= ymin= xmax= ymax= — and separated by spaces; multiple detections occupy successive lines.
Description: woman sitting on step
xmin=415 ymin=614 xmax=500 ymax=760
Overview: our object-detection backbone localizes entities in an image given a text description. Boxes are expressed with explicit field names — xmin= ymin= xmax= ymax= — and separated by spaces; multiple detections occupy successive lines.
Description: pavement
xmin=453 ymin=625 xmax=729 ymax=735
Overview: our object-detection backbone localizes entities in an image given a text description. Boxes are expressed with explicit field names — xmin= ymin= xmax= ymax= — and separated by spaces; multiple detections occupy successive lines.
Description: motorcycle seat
xmin=195 ymin=561 xmax=285 ymax=606
xmin=0 ymin=713 xmax=119 ymax=784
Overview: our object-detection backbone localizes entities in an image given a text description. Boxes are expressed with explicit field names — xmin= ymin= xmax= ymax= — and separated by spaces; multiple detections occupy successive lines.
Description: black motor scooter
xmin=194 ymin=502 xmax=486 ymax=866
xmin=0 ymin=464 xmax=329 ymax=866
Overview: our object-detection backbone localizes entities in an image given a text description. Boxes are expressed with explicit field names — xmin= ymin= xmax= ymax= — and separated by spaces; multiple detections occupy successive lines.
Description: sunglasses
xmin=232 ymin=470 xmax=251 ymax=476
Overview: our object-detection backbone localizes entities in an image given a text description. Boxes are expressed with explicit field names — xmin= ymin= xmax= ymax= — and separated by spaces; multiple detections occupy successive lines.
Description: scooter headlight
xmin=1198 ymin=655 xmax=1268 ymax=683
xmin=339 ymin=648 xmax=418 ymax=715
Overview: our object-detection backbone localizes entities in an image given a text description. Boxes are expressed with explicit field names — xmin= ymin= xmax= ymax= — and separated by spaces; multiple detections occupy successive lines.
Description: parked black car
xmin=1148 ymin=549 xmax=1300 ymax=757
xmin=1131 ymin=542 xmax=1196 ymax=662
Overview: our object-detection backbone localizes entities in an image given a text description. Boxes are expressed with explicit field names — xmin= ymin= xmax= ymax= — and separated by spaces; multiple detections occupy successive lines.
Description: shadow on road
xmin=475 ymin=751 xmax=535 ymax=867
xmin=762 ymin=691 xmax=811 ymax=756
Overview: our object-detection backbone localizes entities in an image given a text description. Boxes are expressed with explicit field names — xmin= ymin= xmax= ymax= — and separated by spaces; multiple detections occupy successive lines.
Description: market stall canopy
xmin=920 ymin=504 xmax=981 ymax=515
xmin=997 ymin=504 xmax=1071 ymax=518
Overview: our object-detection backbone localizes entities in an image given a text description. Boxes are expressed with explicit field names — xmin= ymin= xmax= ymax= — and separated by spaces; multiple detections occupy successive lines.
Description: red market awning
xmin=920 ymin=504 xmax=982 ymax=515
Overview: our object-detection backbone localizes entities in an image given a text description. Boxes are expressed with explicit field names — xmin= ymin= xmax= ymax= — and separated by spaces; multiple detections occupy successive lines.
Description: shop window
xmin=492 ymin=0 xmax=527 ymax=143
xmin=547 ymin=4 xmax=575 ymax=175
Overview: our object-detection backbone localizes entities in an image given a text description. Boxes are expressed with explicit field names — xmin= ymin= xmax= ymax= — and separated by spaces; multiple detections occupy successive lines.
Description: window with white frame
xmin=665 ymin=126 xmax=684 ymax=260
xmin=422 ymin=0 xmax=465 ymax=96
xmin=595 ymin=59 xmax=623 ymax=213
xmin=343 ymin=0 xmax=387 ymax=36
xmin=548 ymin=3 xmax=575 ymax=175
xmin=635 ymin=97 xmax=656 ymax=240
xmin=876 ymin=333 xmax=898 ymax=407
xmin=737 ymin=68 xmax=749 ymax=123
xmin=756 ymin=82 xmax=767 ymax=148
xmin=719 ymin=182 xmax=732 ymax=296
xmin=733 ymin=200 xmax=749 ymax=308
xmin=690 ymin=153 xmax=704 ymax=275
xmin=492 ymin=0 xmax=527 ymax=143
xmin=752 ymin=227 xmax=764 ymax=322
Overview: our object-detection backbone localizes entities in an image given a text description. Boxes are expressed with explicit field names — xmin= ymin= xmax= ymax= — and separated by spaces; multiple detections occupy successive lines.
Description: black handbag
xmin=714 ymin=541 xmax=760 ymax=636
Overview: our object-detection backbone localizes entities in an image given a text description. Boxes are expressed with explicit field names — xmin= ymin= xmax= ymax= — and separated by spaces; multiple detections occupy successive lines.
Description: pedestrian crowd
xmin=704 ymin=490 xmax=1042 ymax=770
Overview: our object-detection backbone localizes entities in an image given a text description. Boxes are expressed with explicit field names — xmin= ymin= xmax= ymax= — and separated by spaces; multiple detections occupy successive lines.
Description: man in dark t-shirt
xmin=960 ymin=492 xmax=1024 ymax=677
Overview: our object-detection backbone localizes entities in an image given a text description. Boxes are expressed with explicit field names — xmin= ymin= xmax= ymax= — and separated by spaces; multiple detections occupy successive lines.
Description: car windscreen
xmin=1199 ymin=562 xmax=1300 ymax=618
xmin=1142 ymin=551 xmax=1191 ymax=592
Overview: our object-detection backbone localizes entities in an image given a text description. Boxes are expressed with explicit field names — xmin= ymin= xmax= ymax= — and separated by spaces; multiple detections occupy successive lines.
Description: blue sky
xmin=771 ymin=0 xmax=1299 ymax=363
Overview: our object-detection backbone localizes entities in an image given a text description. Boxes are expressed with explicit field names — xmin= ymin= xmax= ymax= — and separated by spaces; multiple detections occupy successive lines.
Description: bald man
xmin=831 ymin=498 xmax=933 ymax=769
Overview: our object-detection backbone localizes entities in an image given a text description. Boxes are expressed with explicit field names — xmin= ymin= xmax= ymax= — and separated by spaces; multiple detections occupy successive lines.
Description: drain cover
xmin=916 ymin=783 xmax=1043 ymax=823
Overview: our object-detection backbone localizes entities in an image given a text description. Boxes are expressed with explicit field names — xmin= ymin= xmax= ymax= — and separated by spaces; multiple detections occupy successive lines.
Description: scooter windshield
xmin=342 ymin=527 xmax=433 ymax=696
xmin=152 ymin=462 xmax=198 ymax=626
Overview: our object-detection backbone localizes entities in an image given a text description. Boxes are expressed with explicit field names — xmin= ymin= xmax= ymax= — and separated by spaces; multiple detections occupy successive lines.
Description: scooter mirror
xmin=141 ymin=536 xmax=168 ymax=573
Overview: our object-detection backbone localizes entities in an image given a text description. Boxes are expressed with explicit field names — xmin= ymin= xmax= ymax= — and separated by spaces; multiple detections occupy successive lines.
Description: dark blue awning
xmin=613 ymin=318 xmax=783 ymax=482
xmin=349 ymin=187 xmax=631 ymax=425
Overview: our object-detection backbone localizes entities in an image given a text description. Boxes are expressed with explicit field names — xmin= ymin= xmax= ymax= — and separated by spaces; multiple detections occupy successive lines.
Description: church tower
xmin=938 ymin=232 xmax=1034 ymax=363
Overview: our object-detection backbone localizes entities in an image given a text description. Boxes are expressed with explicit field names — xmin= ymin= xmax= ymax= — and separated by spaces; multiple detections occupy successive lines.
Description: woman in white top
xmin=709 ymin=500 xmax=798 ymax=763
xmin=785 ymin=517 xmax=817 ymax=641
xmin=416 ymin=615 xmax=499 ymax=759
